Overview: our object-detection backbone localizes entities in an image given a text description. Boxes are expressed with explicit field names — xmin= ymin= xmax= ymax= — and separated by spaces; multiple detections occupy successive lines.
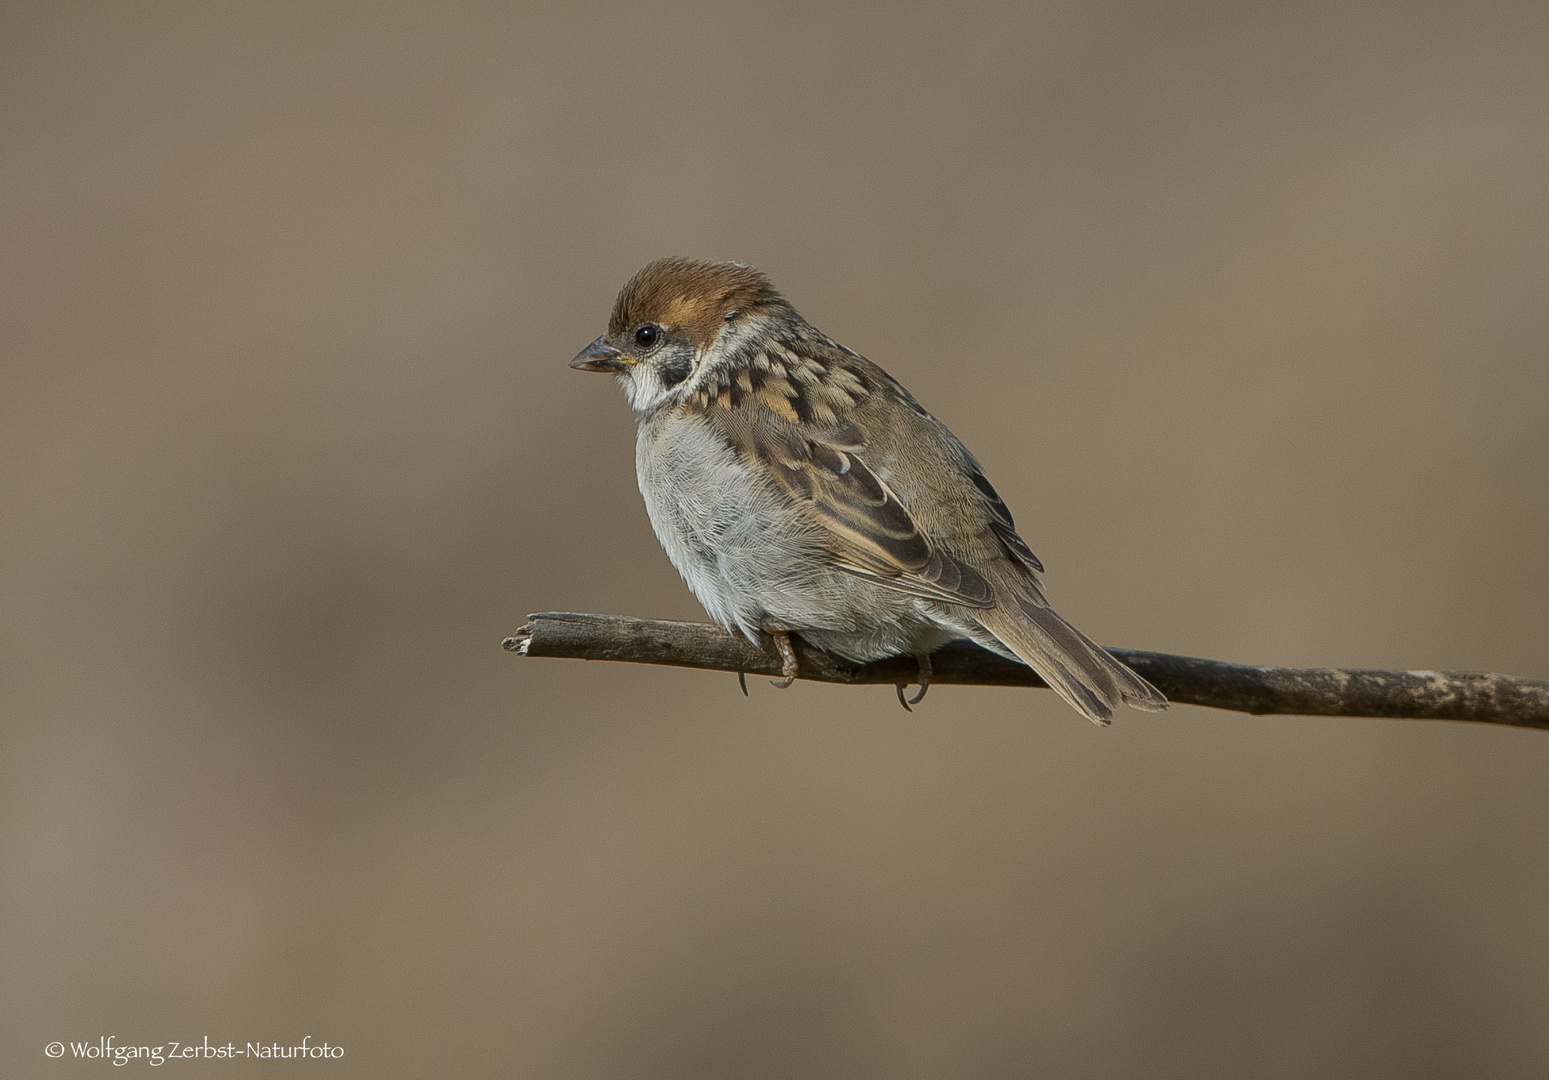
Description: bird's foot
xmin=761 ymin=622 xmax=799 ymax=689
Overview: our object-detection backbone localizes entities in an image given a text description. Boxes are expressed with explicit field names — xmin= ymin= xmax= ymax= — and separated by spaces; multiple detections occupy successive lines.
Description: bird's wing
xmin=757 ymin=422 xmax=997 ymax=608
xmin=963 ymin=466 xmax=1044 ymax=574
xmin=687 ymin=338 xmax=997 ymax=609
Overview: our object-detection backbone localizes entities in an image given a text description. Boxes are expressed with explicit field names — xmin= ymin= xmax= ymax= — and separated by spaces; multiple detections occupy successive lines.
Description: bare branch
xmin=504 ymin=612 xmax=1549 ymax=731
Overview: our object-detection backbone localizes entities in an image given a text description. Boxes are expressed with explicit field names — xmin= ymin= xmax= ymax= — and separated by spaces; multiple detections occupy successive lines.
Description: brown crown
xmin=609 ymin=258 xmax=787 ymax=346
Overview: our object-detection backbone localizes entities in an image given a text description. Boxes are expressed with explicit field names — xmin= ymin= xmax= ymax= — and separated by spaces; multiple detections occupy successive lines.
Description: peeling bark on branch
xmin=505 ymin=612 xmax=1549 ymax=730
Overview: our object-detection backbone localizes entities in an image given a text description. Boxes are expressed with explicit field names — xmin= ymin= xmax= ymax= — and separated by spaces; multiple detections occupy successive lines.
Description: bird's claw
xmin=894 ymin=653 xmax=932 ymax=711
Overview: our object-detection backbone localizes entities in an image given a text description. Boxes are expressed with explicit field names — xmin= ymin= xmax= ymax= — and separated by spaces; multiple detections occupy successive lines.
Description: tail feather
xmin=975 ymin=596 xmax=1168 ymax=725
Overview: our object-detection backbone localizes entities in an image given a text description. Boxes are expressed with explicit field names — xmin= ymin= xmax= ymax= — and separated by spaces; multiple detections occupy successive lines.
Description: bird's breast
xmin=634 ymin=410 xmax=828 ymax=632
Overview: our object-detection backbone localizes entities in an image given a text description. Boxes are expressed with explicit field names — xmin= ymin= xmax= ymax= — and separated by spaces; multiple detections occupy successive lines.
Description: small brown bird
xmin=570 ymin=258 xmax=1166 ymax=724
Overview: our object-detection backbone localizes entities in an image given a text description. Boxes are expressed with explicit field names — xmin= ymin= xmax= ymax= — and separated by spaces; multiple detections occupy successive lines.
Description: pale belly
xmin=634 ymin=412 xmax=963 ymax=660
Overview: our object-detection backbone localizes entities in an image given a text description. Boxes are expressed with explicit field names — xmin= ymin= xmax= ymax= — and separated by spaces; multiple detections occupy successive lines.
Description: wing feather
xmin=690 ymin=338 xmax=997 ymax=609
xmin=775 ymin=435 xmax=996 ymax=609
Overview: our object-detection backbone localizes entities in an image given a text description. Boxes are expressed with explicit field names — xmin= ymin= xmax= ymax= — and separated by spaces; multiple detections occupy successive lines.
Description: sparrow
xmin=569 ymin=257 xmax=1167 ymax=724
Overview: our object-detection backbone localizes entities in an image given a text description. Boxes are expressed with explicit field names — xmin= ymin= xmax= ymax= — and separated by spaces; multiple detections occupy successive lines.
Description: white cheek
xmin=619 ymin=371 xmax=641 ymax=409
xmin=619 ymin=369 xmax=656 ymax=412
xmin=619 ymin=358 xmax=699 ymax=415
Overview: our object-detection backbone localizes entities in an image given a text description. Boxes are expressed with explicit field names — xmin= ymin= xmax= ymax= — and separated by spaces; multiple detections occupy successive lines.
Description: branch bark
xmin=505 ymin=612 xmax=1549 ymax=731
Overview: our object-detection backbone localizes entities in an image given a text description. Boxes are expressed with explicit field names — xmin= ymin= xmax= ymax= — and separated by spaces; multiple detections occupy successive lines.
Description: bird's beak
xmin=569 ymin=337 xmax=634 ymax=373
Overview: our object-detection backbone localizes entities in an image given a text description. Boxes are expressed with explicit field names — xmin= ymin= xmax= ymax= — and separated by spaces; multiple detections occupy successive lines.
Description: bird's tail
xmin=974 ymin=595 xmax=1167 ymax=725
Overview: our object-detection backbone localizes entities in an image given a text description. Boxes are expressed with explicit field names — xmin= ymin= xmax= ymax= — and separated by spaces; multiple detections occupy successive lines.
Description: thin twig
xmin=504 ymin=611 xmax=1549 ymax=730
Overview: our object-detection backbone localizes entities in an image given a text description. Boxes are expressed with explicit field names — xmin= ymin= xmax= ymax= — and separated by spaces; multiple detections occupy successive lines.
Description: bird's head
xmin=570 ymin=257 xmax=788 ymax=414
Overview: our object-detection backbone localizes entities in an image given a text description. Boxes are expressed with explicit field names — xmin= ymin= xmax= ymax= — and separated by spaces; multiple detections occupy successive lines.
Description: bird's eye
xmin=634 ymin=324 xmax=661 ymax=349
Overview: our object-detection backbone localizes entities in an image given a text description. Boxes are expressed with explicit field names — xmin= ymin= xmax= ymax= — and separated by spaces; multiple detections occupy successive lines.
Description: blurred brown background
xmin=4 ymin=1 xmax=1547 ymax=1076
